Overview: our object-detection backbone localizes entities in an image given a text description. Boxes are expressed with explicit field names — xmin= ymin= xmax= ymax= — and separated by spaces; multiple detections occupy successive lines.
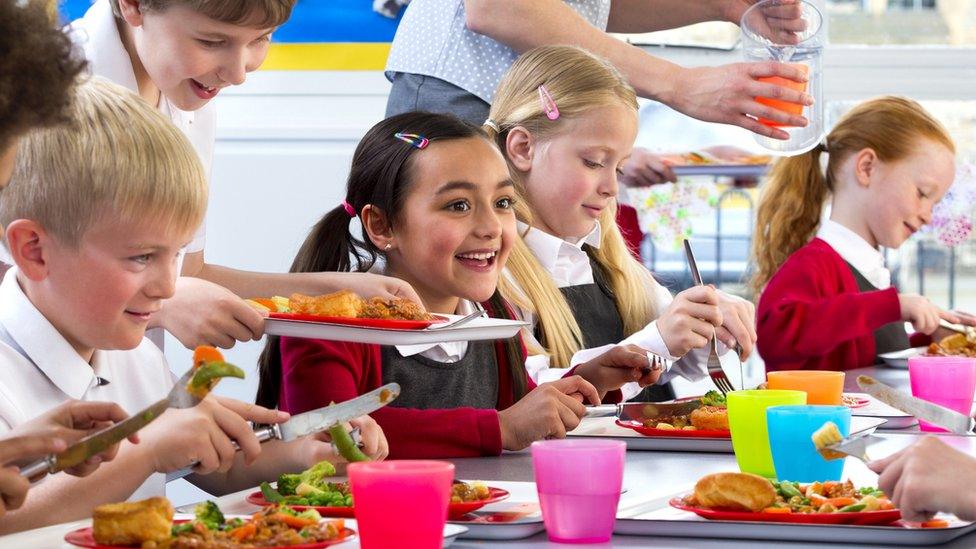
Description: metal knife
xmin=585 ymin=400 xmax=703 ymax=422
xmin=856 ymin=375 xmax=975 ymax=434
xmin=818 ymin=431 xmax=887 ymax=463
xmin=166 ymin=382 xmax=400 ymax=481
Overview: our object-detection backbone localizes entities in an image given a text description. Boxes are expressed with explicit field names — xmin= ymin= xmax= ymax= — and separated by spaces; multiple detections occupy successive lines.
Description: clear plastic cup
xmin=728 ymin=389 xmax=807 ymax=478
xmin=767 ymin=405 xmax=851 ymax=482
xmin=348 ymin=460 xmax=454 ymax=549
xmin=741 ymin=0 xmax=825 ymax=155
xmin=530 ymin=439 xmax=626 ymax=544
xmin=908 ymin=356 xmax=976 ymax=432
xmin=767 ymin=370 xmax=845 ymax=405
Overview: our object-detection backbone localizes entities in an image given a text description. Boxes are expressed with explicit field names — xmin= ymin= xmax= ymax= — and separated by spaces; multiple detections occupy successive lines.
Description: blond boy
xmin=69 ymin=0 xmax=421 ymax=350
xmin=0 ymin=77 xmax=386 ymax=533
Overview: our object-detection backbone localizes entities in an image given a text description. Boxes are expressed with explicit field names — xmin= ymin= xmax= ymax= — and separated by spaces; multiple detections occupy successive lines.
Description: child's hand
xmin=618 ymin=148 xmax=677 ymax=187
xmin=715 ymin=291 xmax=757 ymax=360
xmin=869 ymin=437 xmax=976 ymax=522
xmin=7 ymin=400 xmax=133 ymax=477
xmin=140 ymin=396 xmax=288 ymax=474
xmin=573 ymin=345 xmax=663 ymax=397
xmin=497 ymin=376 xmax=599 ymax=451
xmin=0 ymin=434 xmax=71 ymax=516
xmin=156 ymin=277 xmax=265 ymax=349
xmin=899 ymin=293 xmax=954 ymax=335
xmin=657 ymin=286 xmax=723 ymax=357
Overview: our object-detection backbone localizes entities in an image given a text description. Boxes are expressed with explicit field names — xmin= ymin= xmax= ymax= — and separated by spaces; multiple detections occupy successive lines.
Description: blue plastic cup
xmin=767 ymin=405 xmax=851 ymax=482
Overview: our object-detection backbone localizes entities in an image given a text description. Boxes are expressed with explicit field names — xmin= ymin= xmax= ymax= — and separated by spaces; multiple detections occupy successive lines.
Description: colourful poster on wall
xmin=61 ymin=0 xmax=403 ymax=70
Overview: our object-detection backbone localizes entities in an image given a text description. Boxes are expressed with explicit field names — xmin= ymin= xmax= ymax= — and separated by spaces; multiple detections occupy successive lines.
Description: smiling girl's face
xmin=379 ymin=137 xmax=517 ymax=314
xmin=515 ymin=103 xmax=638 ymax=240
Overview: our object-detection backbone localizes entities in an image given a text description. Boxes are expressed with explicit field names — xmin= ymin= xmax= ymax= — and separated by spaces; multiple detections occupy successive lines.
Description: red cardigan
xmin=277 ymin=328 xmax=623 ymax=459
xmin=757 ymin=238 xmax=903 ymax=371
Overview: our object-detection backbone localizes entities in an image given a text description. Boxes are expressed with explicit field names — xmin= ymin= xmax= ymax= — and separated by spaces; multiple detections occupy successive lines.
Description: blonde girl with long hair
xmin=486 ymin=45 xmax=758 ymax=400
xmin=752 ymin=96 xmax=965 ymax=372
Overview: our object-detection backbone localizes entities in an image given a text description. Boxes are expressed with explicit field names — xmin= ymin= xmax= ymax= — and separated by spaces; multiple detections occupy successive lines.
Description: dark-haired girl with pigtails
xmin=256 ymin=112 xmax=660 ymax=458
xmin=753 ymin=96 xmax=969 ymax=372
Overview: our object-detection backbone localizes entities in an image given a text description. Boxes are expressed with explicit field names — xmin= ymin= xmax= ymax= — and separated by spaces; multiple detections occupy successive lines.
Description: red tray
xmin=65 ymin=520 xmax=356 ymax=548
xmin=269 ymin=312 xmax=447 ymax=330
xmin=615 ymin=419 xmax=731 ymax=438
xmin=670 ymin=497 xmax=902 ymax=525
xmin=247 ymin=487 xmax=510 ymax=520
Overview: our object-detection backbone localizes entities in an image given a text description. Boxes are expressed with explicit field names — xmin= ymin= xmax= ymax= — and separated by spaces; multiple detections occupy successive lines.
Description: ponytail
xmin=750 ymin=147 xmax=829 ymax=294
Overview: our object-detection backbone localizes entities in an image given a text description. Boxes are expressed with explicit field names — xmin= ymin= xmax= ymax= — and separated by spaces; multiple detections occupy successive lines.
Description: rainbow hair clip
xmin=538 ymin=85 xmax=560 ymax=121
xmin=394 ymin=132 xmax=429 ymax=149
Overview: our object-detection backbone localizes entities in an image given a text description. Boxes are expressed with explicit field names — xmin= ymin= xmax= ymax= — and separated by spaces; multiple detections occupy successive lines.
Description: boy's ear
xmin=117 ymin=0 xmax=146 ymax=26
xmin=361 ymin=205 xmax=394 ymax=251
xmin=505 ymin=127 xmax=535 ymax=173
xmin=853 ymin=147 xmax=878 ymax=188
xmin=5 ymin=219 xmax=50 ymax=281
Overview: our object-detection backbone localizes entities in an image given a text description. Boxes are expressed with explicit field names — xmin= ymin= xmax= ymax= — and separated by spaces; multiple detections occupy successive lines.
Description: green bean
xmin=329 ymin=422 xmax=370 ymax=462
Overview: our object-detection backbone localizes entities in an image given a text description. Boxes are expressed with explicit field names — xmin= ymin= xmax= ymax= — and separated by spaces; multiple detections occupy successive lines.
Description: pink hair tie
xmin=341 ymin=201 xmax=356 ymax=217
xmin=538 ymin=85 xmax=559 ymax=121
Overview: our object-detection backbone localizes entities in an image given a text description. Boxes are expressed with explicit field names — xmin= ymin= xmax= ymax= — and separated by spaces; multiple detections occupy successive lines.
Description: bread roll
xmin=93 ymin=497 xmax=173 ymax=545
xmin=693 ymin=472 xmax=777 ymax=512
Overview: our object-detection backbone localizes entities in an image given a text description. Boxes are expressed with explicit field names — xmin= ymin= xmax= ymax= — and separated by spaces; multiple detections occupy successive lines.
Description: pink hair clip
xmin=394 ymin=132 xmax=429 ymax=149
xmin=538 ymin=85 xmax=559 ymax=121
xmin=341 ymin=200 xmax=356 ymax=217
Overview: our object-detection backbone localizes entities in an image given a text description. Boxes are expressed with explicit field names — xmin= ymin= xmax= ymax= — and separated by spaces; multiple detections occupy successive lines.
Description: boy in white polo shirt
xmin=0 ymin=77 xmax=387 ymax=534
xmin=69 ymin=0 xmax=422 ymax=350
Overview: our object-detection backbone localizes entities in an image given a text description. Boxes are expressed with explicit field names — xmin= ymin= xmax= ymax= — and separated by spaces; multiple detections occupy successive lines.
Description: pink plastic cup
xmin=348 ymin=460 xmax=454 ymax=549
xmin=908 ymin=355 xmax=976 ymax=432
xmin=531 ymin=439 xmax=625 ymax=544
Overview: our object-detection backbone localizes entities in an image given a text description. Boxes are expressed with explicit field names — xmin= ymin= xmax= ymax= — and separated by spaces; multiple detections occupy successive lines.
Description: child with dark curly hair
xmin=0 ymin=0 xmax=86 ymax=191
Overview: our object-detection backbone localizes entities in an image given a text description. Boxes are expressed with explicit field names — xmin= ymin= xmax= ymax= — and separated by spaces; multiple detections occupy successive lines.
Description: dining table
xmin=6 ymin=366 xmax=976 ymax=548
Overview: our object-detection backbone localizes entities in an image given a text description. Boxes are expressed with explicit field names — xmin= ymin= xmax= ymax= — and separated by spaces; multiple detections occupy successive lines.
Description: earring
xmin=384 ymin=243 xmax=392 ymax=251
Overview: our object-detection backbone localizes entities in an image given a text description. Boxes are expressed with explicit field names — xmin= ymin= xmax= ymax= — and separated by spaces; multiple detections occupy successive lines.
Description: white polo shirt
xmin=67 ymin=0 xmax=211 ymax=255
xmin=0 ymin=268 xmax=174 ymax=500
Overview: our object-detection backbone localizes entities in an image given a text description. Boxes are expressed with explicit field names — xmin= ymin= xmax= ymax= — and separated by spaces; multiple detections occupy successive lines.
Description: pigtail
xmin=750 ymin=148 xmax=828 ymax=294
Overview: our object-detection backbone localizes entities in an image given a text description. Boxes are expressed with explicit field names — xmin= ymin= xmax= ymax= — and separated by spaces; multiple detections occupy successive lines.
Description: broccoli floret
xmin=299 ymin=460 xmax=337 ymax=488
xmin=296 ymin=482 xmax=326 ymax=497
xmin=277 ymin=473 xmax=302 ymax=495
xmin=194 ymin=501 xmax=225 ymax=530
xmin=296 ymin=509 xmax=323 ymax=522
xmin=701 ymin=390 xmax=727 ymax=407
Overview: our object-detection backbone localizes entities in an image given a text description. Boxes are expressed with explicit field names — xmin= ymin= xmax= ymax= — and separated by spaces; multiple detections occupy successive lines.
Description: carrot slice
xmin=229 ymin=522 xmax=257 ymax=541
xmin=922 ymin=519 xmax=949 ymax=528
xmin=762 ymin=507 xmax=793 ymax=514
xmin=193 ymin=346 xmax=225 ymax=368
xmin=825 ymin=497 xmax=856 ymax=507
xmin=270 ymin=513 xmax=318 ymax=529
xmin=252 ymin=297 xmax=277 ymax=311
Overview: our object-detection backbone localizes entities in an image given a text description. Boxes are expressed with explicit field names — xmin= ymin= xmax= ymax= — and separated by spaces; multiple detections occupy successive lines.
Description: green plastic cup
xmin=727 ymin=389 xmax=806 ymax=478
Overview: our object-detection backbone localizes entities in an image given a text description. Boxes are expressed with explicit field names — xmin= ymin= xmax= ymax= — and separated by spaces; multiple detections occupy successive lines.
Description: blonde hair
xmin=750 ymin=96 xmax=956 ymax=294
xmin=487 ymin=45 xmax=658 ymax=367
xmin=0 ymin=76 xmax=208 ymax=246
xmin=110 ymin=0 xmax=295 ymax=28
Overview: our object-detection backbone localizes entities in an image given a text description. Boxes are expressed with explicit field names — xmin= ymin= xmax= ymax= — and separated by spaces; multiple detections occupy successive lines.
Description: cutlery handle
xmin=584 ymin=405 xmax=620 ymax=418
xmin=165 ymin=425 xmax=280 ymax=482
xmin=20 ymin=456 xmax=55 ymax=482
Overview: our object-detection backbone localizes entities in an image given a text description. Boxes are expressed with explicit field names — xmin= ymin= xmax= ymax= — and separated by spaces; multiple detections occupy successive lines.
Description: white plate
xmin=849 ymin=392 xmax=918 ymax=429
xmin=264 ymin=314 xmax=528 ymax=345
xmin=878 ymin=347 xmax=927 ymax=369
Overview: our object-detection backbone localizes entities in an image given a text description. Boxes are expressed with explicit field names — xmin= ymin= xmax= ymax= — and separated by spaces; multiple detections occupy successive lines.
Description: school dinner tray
xmin=263 ymin=313 xmax=528 ymax=345
xmin=671 ymin=164 xmax=770 ymax=178
xmin=614 ymin=493 xmax=976 ymax=545
xmin=448 ymin=481 xmax=547 ymax=541
xmin=567 ymin=416 xmax=888 ymax=453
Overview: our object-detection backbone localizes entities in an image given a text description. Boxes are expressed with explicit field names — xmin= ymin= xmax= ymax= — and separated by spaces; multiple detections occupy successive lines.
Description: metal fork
xmin=683 ymin=239 xmax=736 ymax=395
xmin=425 ymin=308 xmax=487 ymax=331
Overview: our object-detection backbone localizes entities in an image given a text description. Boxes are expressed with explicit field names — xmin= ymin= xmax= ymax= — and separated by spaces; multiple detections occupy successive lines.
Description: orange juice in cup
xmin=756 ymin=64 xmax=809 ymax=127
xmin=766 ymin=370 xmax=844 ymax=405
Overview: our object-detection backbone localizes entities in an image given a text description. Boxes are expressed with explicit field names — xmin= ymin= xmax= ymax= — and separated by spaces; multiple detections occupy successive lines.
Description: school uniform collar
xmin=74 ymin=0 xmax=194 ymax=125
xmin=817 ymin=219 xmax=891 ymax=289
xmin=395 ymin=300 xmax=479 ymax=359
xmin=519 ymin=221 xmax=602 ymax=274
xmin=0 ymin=268 xmax=106 ymax=399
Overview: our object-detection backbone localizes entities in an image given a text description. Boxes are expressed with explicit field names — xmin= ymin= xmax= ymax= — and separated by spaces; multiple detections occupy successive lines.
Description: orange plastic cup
xmin=766 ymin=370 xmax=845 ymax=405
xmin=756 ymin=64 xmax=809 ymax=127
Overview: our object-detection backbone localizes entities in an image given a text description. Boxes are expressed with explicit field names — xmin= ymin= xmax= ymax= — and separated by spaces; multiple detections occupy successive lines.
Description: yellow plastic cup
xmin=727 ymin=390 xmax=807 ymax=478
xmin=766 ymin=370 xmax=845 ymax=405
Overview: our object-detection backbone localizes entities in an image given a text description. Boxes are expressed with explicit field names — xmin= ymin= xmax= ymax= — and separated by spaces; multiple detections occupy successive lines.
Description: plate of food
xmin=927 ymin=333 xmax=976 ymax=358
xmin=249 ymin=462 xmax=509 ymax=520
xmin=65 ymin=497 xmax=354 ymax=548
xmin=660 ymin=151 xmax=772 ymax=177
xmin=878 ymin=347 xmax=927 ymax=369
xmin=671 ymin=472 xmax=901 ymax=526
xmin=613 ymin=391 xmax=730 ymax=438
